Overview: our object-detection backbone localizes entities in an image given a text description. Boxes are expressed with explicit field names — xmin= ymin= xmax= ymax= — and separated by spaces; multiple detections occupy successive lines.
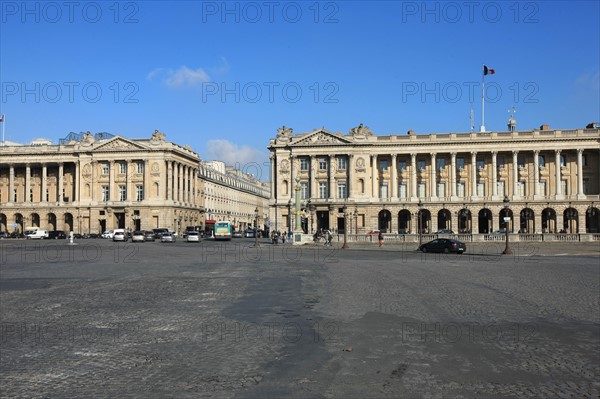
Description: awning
xmin=205 ymin=220 xmax=217 ymax=224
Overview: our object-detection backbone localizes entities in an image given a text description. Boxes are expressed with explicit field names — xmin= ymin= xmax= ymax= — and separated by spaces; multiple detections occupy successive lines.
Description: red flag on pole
xmin=483 ymin=65 xmax=495 ymax=75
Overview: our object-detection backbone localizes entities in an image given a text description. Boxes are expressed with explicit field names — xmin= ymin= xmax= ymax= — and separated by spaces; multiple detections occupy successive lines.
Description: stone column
xmin=174 ymin=162 xmax=179 ymax=202
xmin=329 ymin=154 xmax=335 ymax=199
xmin=108 ymin=161 xmax=114 ymax=202
xmin=167 ymin=161 xmax=173 ymax=200
xmin=555 ymin=150 xmax=562 ymax=198
xmin=410 ymin=153 xmax=417 ymax=200
xmin=25 ymin=164 xmax=31 ymax=202
xmin=577 ymin=149 xmax=584 ymax=198
xmin=288 ymin=155 xmax=294 ymax=200
xmin=143 ymin=159 xmax=150 ymax=201
xmin=310 ymin=156 xmax=317 ymax=198
xmin=430 ymin=153 xmax=437 ymax=199
xmin=391 ymin=153 xmax=398 ymax=199
xmin=471 ymin=152 xmax=477 ymax=199
xmin=347 ymin=154 xmax=353 ymax=199
xmin=450 ymin=153 xmax=457 ymax=198
xmin=371 ymin=154 xmax=378 ymax=198
xmin=492 ymin=151 xmax=498 ymax=198
xmin=75 ymin=161 xmax=80 ymax=203
xmin=512 ymin=151 xmax=519 ymax=199
xmin=42 ymin=164 xmax=47 ymax=202
xmin=183 ymin=165 xmax=188 ymax=204
xmin=9 ymin=165 xmax=14 ymax=202
xmin=126 ymin=161 xmax=131 ymax=201
xmin=188 ymin=167 xmax=193 ymax=204
xmin=533 ymin=150 xmax=540 ymax=197
xmin=58 ymin=163 xmax=64 ymax=204
xmin=270 ymin=154 xmax=275 ymax=201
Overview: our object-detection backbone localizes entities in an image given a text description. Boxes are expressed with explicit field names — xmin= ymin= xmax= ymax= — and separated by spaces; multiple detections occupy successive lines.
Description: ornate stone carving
xmin=150 ymin=129 xmax=166 ymax=144
xmin=349 ymin=123 xmax=373 ymax=138
xmin=81 ymin=131 xmax=95 ymax=146
xmin=151 ymin=162 xmax=159 ymax=172
xmin=355 ymin=157 xmax=366 ymax=172
xmin=308 ymin=132 xmax=341 ymax=144
xmin=280 ymin=159 xmax=290 ymax=174
xmin=275 ymin=125 xmax=293 ymax=143
xmin=102 ymin=139 xmax=136 ymax=150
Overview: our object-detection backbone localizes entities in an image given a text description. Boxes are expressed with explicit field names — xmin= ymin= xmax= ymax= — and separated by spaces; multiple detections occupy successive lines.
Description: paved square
xmin=1 ymin=239 xmax=599 ymax=398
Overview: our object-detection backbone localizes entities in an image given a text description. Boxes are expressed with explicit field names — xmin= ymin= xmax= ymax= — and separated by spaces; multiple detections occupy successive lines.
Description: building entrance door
xmin=316 ymin=211 xmax=329 ymax=231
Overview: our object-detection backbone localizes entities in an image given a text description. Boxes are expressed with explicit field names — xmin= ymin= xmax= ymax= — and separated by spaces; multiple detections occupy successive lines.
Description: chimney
xmin=540 ymin=124 xmax=550 ymax=131
xmin=407 ymin=129 xmax=414 ymax=135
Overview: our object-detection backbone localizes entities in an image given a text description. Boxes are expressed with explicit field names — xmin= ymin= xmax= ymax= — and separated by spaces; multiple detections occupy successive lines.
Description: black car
xmin=144 ymin=231 xmax=156 ymax=241
xmin=419 ymin=238 xmax=466 ymax=254
xmin=48 ymin=230 xmax=67 ymax=240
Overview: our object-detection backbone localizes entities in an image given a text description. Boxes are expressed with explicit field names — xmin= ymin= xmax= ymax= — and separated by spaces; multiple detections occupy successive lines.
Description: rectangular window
xmin=102 ymin=163 xmax=109 ymax=175
xmin=300 ymin=182 xmax=309 ymax=199
xmin=119 ymin=185 xmax=127 ymax=201
xmin=417 ymin=183 xmax=426 ymax=198
xmin=560 ymin=154 xmax=566 ymax=167
xmin=399 ymin=183 xmax=407 ymax=199
xmin=102 ymin=186 xmax=109 ymax=201
xmin=583 ymin=179 xmax=590 ymax=194
xmin=518 ymin=154 xmax=525 ymax=168
xmin=398 ymin=160 xmax=407 ymax=171
xmin=583 ymin=154 xmax=588 ymax=166
xmin=337 ymin=157 xmax=347 ymax=170
xmin=518 ymin=181 xmax=526 ymax=196
xmin=418 ymin=160 xmax=426 ymax=171
xmin=497 ymin=156 xmax=505 ymax=169
xmin=380 ymin=183 xmax=388 ymax=199
xmin=13 ymin=189 xmax=17 ymax=202
xmin=119 ymin=163 xmax=127 ymax=174
xmin=300 ymin=158 xmax=309 ymax=171
xmin=538 ymin=155 xmax=545 ymax=167
xmin=457 ymin=157 xmax=465 ymax=170
xmin=337 ymin=182 xmax=347 ymax=198
xmin=379 ymin=159 xmax=388 ymax=171
xmin=437 ymin=182 xmax=446 ymax=197
xmin=477 ymin=182 xmax=485 ymax=197
xmin=477 ymin=158 xmax=485 ymax=170
xmin=457 ymin=182 xmax=465 ymax=197
xmin=498 ymin=181 xmax=505 ymax=197
xmin=136 ymin=185 xmax=144 ymax=201
xmin=319 ymin=182 xmax=328 ymax=199
xmin=436 ymin=158 xmax=445 ymax=170
xmin=137 ymin=162 xmax=144 ymax=173
xmin=318 ymin=159 xmax=327 ymax=170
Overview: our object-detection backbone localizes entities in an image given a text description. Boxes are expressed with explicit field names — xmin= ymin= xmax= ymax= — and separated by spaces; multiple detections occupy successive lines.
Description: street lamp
xmin=417 ymin=199 xmax=424 ymax=247
xmin=307 ymin=199 xmax=315 ymax=233
xmin=287 ymin=199 xmax=292 ymax=232
xmin=342 ymin=204 xmax=349 ymax=249
xmin=354 ymin=208 xmax=358 ymax=235
xmin=254 ymin=207 xmax=260 ymax=248
xmin=502 ymin=195 xmax=512 ymax=255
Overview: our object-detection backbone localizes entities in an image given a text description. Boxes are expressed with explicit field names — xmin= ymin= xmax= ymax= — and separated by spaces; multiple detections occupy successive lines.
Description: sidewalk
xmin=324 ymin=240 xmax=600 ymax=257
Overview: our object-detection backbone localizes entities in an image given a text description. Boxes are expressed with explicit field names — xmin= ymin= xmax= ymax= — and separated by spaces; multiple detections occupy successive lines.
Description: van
xmin=26 ymin=230 xmax=49 ymax=239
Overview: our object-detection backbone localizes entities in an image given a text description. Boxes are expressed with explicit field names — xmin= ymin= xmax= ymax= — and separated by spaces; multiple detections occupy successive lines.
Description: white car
xmin=186 ymin=232 xmax=200 ymax=242
xmin=131 ymin=231 xmax=145 ymax=242
xmin=101 ymin=230 xmax=114 ymax=239
xmin=25 ymin=230 xmax=49 ymax=239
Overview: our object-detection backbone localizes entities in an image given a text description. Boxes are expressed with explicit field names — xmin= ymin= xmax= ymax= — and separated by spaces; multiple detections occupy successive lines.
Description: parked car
xmin=113 ymin=231 xmax=127 ymax=242
xmin=245 ymin=229 xmax=256 ymax=238
xmin=435 ymin=229 xmax=454 ymax=234
xmin=186 ymin=231 xmax=200 ymax=242
xmin=232 ymin=231 xmax=243 ymax=238
xmin=101 ymin=230 xmax=114 ymax=239
xmin=131 ymin=231 xmax=145 ymax=242
xmin=161 ymin=232 xmax=176 ymax=243
xmin=0 ymin=231 xmax=7 ymax=239
xmin=25 ymin=230 xmax=49 ymax=239
xmin=418 ymin=238 xmax=466 ymax=254
xmin=153 ymin=228 xmax=169 ymax=239
xmin=144 ymin=231 xmax=156 ymax=241
xmin=46 ymin=230 xmax=65 ymax=240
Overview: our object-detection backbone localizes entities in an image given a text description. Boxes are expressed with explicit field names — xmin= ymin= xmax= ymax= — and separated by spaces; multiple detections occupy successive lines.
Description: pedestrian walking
xmin=378 ymin=231 xmax=383 ymax=247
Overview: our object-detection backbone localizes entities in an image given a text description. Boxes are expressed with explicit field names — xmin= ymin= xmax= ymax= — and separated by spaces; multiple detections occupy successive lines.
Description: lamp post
xmin=342 ymin=204 xmax=349 ymax=249
xmin=254 ymin=207 xmax=260 ymax=247
xmin=307 ymin=199 xmax=315 ymax=233
xmin=417 ymin=199 xmax=424 ymax=247
xmin=354 ymin=208 xmax=358 ymax=235
xmin=287 ymin=199 xmax=292 ymax=232
xmin=502 ymin=195 xmax=512 ymax=255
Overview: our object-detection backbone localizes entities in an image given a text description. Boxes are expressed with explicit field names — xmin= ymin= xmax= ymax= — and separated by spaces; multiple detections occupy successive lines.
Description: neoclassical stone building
xmin=198 ymin=160 xmax=270 ymax=232
xmin=0 ymin=130 xmax=203 ymax=234
xmin=268 ymin=123 xmax=600 ymax=236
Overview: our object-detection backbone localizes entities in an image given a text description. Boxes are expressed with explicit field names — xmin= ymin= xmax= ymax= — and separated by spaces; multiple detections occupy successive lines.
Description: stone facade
xmin=0 ymin=131 xmax=203 ymax=235
xmin=198 ymin=160 xmax=270 ymax=232
xmin=268 ymin=124 xmax=600 ymax=235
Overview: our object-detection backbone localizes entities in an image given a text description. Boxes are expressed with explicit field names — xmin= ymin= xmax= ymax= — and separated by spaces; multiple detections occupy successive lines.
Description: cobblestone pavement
xmin=1 ymin=239 xmax=598 ymax=398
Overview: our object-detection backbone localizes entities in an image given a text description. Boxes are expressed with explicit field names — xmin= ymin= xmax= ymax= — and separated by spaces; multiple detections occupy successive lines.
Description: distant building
xmin=198 ymin=160 xmax=270 ymax=232
xmin=268 ymin=123 xmax=600 ymax=235
xmin=0 ymin=130 xmax=203 ymax=234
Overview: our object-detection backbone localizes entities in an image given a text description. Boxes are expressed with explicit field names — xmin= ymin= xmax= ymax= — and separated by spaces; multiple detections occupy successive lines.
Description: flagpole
xmin=480 ymin=65 xmax=485 ymax=132
xmin=1 ymin=114 xmax=5 ymax=146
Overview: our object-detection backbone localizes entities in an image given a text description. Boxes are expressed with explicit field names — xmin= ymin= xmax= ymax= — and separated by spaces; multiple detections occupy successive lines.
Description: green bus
xmin=214 ymin=221 xmax=232 ymax=240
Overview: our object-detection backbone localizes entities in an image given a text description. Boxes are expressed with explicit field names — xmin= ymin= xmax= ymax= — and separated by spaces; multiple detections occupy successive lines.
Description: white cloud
xmin=205 ymin=139 xmax=270 ymax=181
xmin=164 ymin=66 xmax=211 ymax=88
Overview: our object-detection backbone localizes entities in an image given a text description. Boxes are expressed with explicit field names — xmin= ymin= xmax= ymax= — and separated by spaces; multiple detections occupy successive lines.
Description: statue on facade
xmin=81 ymin=131 xmax=95 ymax=146
xmin=150 ymin=129 xmax=166 ymax=143
xmin=349 ymin=123 xmax=373 ymax=138
xmin=276 ymin=125 xmax=293 ymax=143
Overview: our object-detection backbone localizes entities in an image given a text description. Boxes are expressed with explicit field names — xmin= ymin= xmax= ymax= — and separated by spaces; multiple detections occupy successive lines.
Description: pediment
xmin=291 ymin=129 xmax=353 ymax=146
xmin=92 ymin=137 xmax=149 ymax=152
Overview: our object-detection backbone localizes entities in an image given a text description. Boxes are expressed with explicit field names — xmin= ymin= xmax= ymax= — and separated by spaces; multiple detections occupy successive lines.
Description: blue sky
xmin=1 ymin=1 xmax=599 ymax=179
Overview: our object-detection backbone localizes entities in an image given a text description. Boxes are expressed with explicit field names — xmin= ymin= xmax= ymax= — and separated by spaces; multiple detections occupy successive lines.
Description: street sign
xmin=13 ymin=223 xmax=17 ymax=228
xmin=503 ymin=217 xmax=511 ymax=222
